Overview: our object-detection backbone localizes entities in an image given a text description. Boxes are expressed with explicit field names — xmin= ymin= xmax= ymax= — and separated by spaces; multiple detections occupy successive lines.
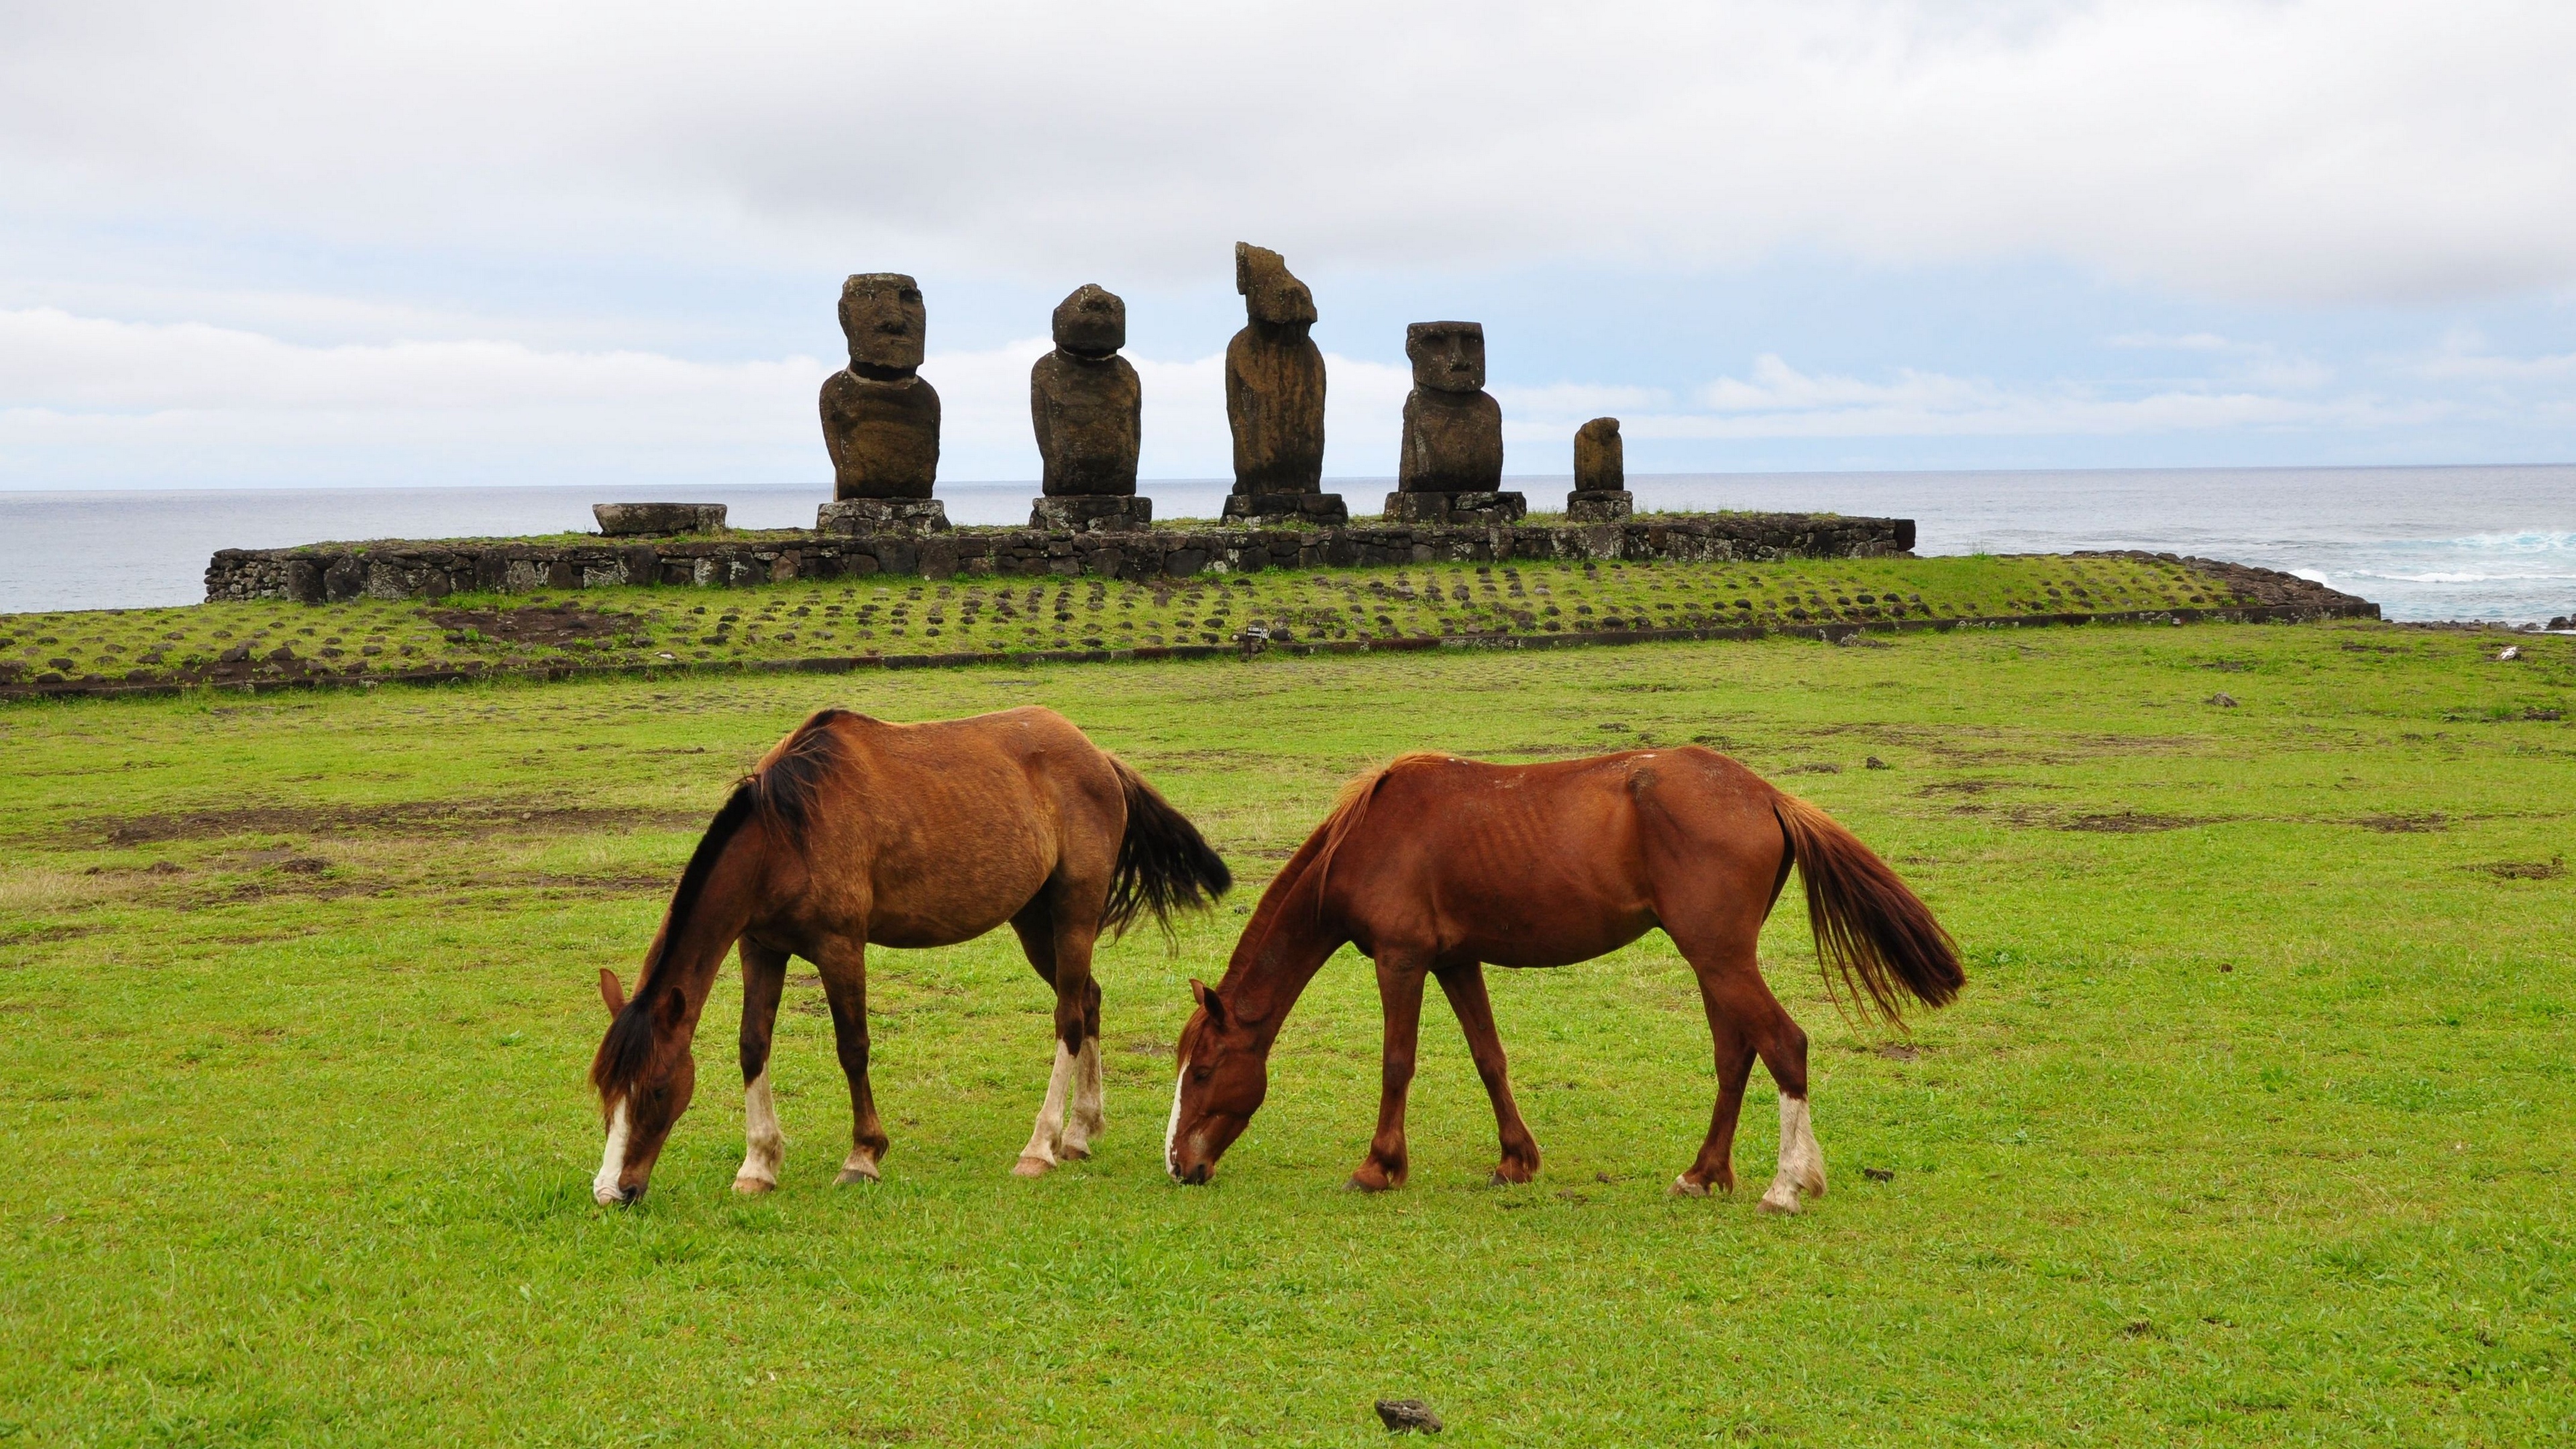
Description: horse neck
xmin=1218 ymin=863 xmax=1347 ymax=1052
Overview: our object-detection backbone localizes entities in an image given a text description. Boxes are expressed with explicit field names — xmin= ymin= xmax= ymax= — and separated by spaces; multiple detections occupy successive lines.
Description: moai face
xmin=1053 ymin=284 xmax=1126 ymax=358
xmin=1406 ymin=322 xmax=1485 ymax=393
xmin=839 ymin=273 xmax=926 ymax=373
xmin=1235 ymin=242 xmax=1318 ymax=329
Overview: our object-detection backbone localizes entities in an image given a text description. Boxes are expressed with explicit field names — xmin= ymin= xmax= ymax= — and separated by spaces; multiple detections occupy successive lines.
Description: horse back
xmin=1324 ymin=748 xmax=1786 ymax=966
xmin=771 ymin=706 xmax=1124 ymax=948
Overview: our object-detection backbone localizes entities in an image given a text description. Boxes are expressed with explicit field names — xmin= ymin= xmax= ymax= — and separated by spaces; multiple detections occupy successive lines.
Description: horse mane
xmin=1311 ymin=754 xmax=1447 ymax=915
xmin=590 ymin=708 xmax=851 ymax=1104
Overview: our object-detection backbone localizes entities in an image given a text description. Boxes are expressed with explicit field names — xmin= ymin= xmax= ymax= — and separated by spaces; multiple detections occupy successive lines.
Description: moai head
xmin=1406 ymin=321 xmax=1486 ymax=393
xmin=838 ymin=273 xmax=926 ymax=373
xmin=1052 ymin=284 xmax=1126 ymax=358
xmin=1235 ymin=243 xmax=1318 ymax=329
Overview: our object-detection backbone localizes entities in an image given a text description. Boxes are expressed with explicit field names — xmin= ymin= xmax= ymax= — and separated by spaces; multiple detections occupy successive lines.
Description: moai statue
xmin=1567 ymin=416 xmax=1632 ymax=522
xmin=1385 ymin=321 xmax=1523 ymax=526
xmin=817 ymin=272 xmax=948 ymax=534
xmin=1221 ymin=243 xmax=1346 ymax=528
xmin=1028 ymin=284 xmax=1149 ymax=532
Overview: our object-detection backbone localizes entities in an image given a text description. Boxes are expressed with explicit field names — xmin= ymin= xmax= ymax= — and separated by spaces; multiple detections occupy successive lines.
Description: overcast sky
xmin=3 ymin=0 xmax=2573 ymax=491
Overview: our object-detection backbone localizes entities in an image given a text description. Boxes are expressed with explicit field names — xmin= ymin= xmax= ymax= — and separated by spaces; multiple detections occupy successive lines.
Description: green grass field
xmin=2 ymin=619 xmax=2570 ymax=1444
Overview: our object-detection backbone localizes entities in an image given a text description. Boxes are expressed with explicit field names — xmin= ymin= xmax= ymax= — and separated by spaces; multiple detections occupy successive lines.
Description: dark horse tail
xmin=591 ymin=710 xmax=847 ymax=1104
xmin=1102 ymin=757 xmax=1231 ymax=938
xmin=1773 ymin=792 xmax=1964 ymax=1024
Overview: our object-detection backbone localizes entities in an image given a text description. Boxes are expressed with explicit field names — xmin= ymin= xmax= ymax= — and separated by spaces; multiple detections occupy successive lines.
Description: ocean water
xmin=1 ymin=465 xmax=2569 ymax=623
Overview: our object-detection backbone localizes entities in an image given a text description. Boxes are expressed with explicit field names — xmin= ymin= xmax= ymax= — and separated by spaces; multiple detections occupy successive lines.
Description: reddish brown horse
xmin=591 ymin=705 xmax=1228 ymax=1205
xmin=1165 ymin=747 xmax=1960 ymax=1210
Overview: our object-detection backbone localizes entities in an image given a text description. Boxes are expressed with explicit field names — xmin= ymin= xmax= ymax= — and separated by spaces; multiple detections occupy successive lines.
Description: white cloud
xmin=2 ymin=2 xmax=2571 ymax=305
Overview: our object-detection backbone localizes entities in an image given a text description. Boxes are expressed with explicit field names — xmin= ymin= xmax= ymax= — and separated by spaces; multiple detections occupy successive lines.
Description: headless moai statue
xmin=1222 ymin=243 xmax=1346 ymax=527
xmin=1568 ymin=416 xmax=1631 ymax=521
xmin=1029 ymin=284 xmax=1149 ymax=531
xmin=1385 ymin=321 xmax=1522 ymax=525
xmin=817 ymin=273 xmax=948 ymax=533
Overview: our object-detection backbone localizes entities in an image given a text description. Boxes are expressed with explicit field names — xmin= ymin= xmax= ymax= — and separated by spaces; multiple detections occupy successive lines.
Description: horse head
xmin=1165 ymin=978 xmax=1269 ymax=1183
xmin=590 ymin=966 xmax=699 ymax=1206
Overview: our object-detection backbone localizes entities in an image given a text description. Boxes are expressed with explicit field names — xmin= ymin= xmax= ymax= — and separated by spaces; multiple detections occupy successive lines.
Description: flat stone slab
xmin=1223 ymin=491 xmax=1349 ymax=527
xmin=1566 ymin=490 xmax=1633 ymax=523
xmin=818 ymin=498 xmax=951 ymax=535
xmin=1031 ymin=496 xmax=1153 ymax=532
xmin=594 ymin=502 xmax=727 ymax=536
xmin=1384 ymin=490 xmax=1527 ymax=526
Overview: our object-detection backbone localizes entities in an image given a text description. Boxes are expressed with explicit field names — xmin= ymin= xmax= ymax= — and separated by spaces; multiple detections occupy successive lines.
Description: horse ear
xmin=1191 ymin=979 xmax=1226 ymax=1028
xmin=598 ymin=968 xmax=627 ymax=1016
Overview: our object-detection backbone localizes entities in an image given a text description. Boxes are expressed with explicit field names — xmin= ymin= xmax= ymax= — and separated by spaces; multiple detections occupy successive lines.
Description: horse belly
xmin=1436 ymin=870 xmax=1656 ymax=969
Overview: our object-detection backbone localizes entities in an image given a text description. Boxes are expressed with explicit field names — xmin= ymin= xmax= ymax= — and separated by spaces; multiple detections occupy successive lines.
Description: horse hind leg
xmin=1009 ymin=897 xmax=1100 ymax=1177
xmin=1062 ymin=975 xmax=1106 ymax=1159
xmin=735 ymin=942 xmax=790 ymax=1195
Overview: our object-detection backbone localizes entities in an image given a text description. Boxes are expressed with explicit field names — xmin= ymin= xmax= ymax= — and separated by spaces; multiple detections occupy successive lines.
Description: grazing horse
xmin=1164 ymin=748 xmax=1961 ymax=1211
xmin=591 ymin=705 xmax=1229 ymax=1205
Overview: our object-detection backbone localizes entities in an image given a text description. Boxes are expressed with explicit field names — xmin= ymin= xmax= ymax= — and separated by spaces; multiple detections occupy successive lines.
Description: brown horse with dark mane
xmin=1164 ymin=747 xmax=1960 ymax=1210
xmin=591 ymin=705 xmax=1229 ymax=1205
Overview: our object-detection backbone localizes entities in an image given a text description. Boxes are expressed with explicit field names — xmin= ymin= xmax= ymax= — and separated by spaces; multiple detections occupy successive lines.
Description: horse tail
xmin=1772 ymin=792 xmax=1964 ymax=1024
xmin=1102 ymin=756 xmax=1232 ymax=940
xmin=591 ymin=709 xmax=849 ymax=1104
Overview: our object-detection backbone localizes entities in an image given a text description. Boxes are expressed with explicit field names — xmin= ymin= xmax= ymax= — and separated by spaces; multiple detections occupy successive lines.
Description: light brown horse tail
xmin=1772 ymin=792 xmax=1964 ymax=1024
xmin=1102 ymin=756 xmax=1232 ymax=939
xmin=590 ymin=709 xmax=851 ymax=1105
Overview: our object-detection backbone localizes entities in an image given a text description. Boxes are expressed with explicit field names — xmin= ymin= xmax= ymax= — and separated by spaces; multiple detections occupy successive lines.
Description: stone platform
xmin=207 ymin=511 xmax=1919 ymax=604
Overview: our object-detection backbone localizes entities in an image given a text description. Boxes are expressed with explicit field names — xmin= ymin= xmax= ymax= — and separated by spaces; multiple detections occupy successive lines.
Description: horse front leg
xmin=1433 ymin=961 xmax=1541 ymax=1185
xmin=1348 ymin=953 xmax=1430 ymax=1192
xmin=733 ymin=942 xmax=790 ymax=1194
xmin=813 ymin=935 xmax=890 ymax=1184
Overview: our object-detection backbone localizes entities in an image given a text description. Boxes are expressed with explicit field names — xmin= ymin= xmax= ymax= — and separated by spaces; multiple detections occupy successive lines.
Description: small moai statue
xmin=1566 ymin=416 xmax=1632 ymax=522
xmin=1384 ymin=321 xmax=1523 ymax=527
xmin=1028 ymin=284 xmax=1149 ymax=532
xmin=1222 ymin=243 xmax=1346 ymax=528
xmin=817 ymin=272 xmax=948 ymax=535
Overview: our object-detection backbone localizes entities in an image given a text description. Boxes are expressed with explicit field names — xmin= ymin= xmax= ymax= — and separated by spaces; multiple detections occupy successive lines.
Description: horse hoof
xmin=732 ymin=1174 xmax=777 ymax=1195
xmin=1669 ymin=1176 xmax=1711 ymax=1198
xmin=835 ymin=1165 xmax=880 ymax=1186
xmin=1344 ymin=1173 xmax=1389 ymax=1193
xmin=1758 ymin=1187 xmax=1803 ymax=1215
xmin=1058 ymin=1142 xmax=1093 ymax=1162
xmin=1012 ymin=1155 xmax=1055 ymax=1178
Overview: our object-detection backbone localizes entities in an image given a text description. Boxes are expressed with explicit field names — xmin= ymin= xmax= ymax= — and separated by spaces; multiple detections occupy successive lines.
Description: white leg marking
xmin=1164 ymin=1056 xmax=1189 ymax=1179
xmin=1015 ymin=1042 xmax=1077 ymax=1175
xmin=1062 ymin=1036 xmax=1106 ymax=1159
xmin=593 ymin=1101 xmax=633 ymax=1206
xmin=1759 ymin=1094 xmax=1827 ymax=1214
xmin=734 ymin=1069 xmax=784 ymax=1193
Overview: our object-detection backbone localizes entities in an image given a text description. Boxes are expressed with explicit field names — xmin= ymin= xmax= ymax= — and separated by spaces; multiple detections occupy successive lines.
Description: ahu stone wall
xmin=206 ymin=512 xmax=1916 ymax=604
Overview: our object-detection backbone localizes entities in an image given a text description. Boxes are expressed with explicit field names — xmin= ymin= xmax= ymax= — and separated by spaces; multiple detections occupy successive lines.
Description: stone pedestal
xmin=594 ymin=503 xmax=727 ymax=536
xmin=1031 ymin=496 xmax=1152 ymax=533
xmin=1382 ymin=490 xmax=1526 ymax=526
xmin=818 ymin=498 xmax=951 ymax=535
xmin=1223 ymin=492 xmax=1350 ymax=528
xmin=1565 ymin=490 xmax=1633 ymax=523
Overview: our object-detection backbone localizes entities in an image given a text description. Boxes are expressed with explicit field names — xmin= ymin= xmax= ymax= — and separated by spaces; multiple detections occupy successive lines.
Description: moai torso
xmin=1573 ymin=417 xmax=1624 ymax=492
xmin=1397 ymin=322 xmax=1503 ymax=493
xmin=1031 ymin=284 xmax=1142 ymax=496
xmin=1224 ymin=244 xmax=1327 ymax=493
xmin=820 ymin=273 xmax=941 ymax=500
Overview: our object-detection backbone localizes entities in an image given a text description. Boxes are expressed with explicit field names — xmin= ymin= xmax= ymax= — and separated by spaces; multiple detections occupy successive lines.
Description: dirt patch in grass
xmin=429 ymin=605 xmax=637 ymax=647
xmin=2470 ymin=857 xmax=2565 ymax=881
xmin=2355 ymin=812 xmax=2448 ymax=833
xmin=2061 ymin=812 xmax=2218 ymax=833
xmin=83 ymin=802 xmax=704 ymax=846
